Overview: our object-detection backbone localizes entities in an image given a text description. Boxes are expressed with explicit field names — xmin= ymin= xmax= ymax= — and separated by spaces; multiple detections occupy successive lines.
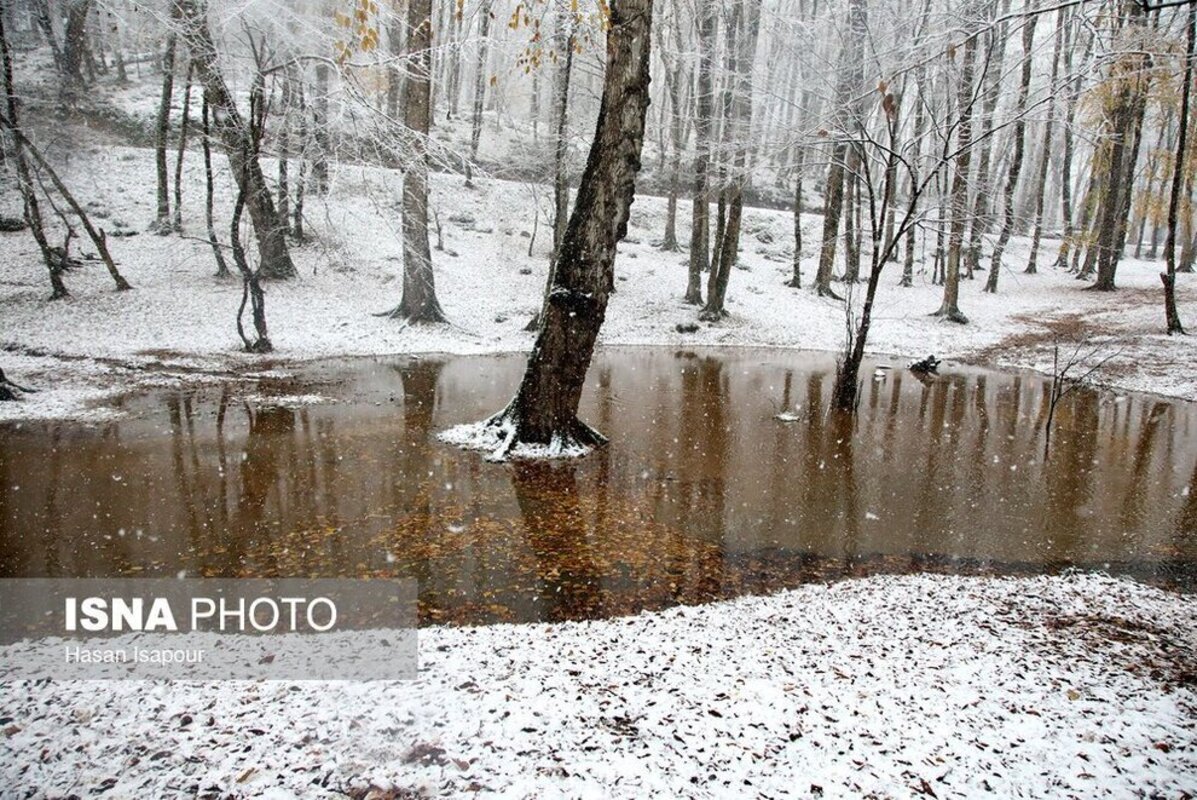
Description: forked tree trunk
xmin=383 ymin=0 xmax=446 ymax=323
xmin=1163 ymin=1 xmax=1193 ymax=335
xmin=178 ymin=0 xmax=296 ymax=279
xmin=466 ymin=0 xmax=654 ymax=457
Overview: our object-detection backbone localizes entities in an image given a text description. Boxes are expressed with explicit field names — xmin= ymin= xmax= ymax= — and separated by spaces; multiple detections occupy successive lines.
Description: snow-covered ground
xmin=1 ymin=573 xmax=1193 ymax=798
xmin=1 ymin=143 xmax=1194 ymax=423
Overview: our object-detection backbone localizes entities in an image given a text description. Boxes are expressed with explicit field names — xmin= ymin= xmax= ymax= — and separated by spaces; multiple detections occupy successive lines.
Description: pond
xmin=1 ymin=348 xmax=1194 ymax=624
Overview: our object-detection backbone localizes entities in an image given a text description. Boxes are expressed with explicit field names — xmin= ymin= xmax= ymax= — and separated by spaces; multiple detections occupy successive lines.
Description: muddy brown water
xmin=1 ymin=348 xmax=1194 ymax=624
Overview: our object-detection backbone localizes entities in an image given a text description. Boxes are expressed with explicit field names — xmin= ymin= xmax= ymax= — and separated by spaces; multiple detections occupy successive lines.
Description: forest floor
xmin=0 ymin=143 xmax=1195 ymax=423
xmin=2 ymin=573 xmax=1194 ymax=798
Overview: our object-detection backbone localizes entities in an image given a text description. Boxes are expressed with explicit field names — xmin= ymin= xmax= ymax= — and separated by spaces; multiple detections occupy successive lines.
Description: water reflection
xmin=0 ymin=348 xmax=1193 ymax=624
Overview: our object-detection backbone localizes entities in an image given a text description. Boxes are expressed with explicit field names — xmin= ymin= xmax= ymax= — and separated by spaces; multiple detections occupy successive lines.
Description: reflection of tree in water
xmin=509 ymin=460 xmax=603 ymax=622
xmin=1041 ymin=386 xmax=1099 ymax=565
xmin=1118 ymin=401 xmax=1170 ymax=531
xmin=669 ymin=355 xmax=729 ymax=602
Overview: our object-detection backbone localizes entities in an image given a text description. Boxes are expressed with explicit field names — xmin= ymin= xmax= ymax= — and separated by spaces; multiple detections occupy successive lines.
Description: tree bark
xmin=469 ymin=0 xmax=654 ymax=457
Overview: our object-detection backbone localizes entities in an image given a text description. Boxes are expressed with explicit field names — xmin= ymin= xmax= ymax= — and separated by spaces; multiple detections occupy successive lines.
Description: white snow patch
xmin=0 ymin=574 xmax=1192 ymax=798
xmin=437 ymin=419 xmax=592 ymax=461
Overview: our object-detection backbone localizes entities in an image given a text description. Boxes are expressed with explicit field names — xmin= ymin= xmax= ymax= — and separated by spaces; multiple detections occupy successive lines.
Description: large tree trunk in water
xmin=153 ymin=16 xmax=178 ymax=233
xmin=934 ymin=30 xmax=977 ymax=324
xmin=686 ymin=0 xmax=716 ymax=305
xmin=1163 ymin=1 xmax=1193 ymax=335
xmin=383 ymin=0 xmax=446 ymax=323
xmin=985 ymin=13 xmax=1038 ymax=293
xmin=178 ymin=0 xmax=296 ymax=280
xmin=461 ymin=0 xmax=654 ymax=458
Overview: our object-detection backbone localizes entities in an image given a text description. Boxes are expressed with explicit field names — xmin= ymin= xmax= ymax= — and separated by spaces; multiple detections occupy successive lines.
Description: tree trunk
xmin=1090 ymin=1 xmax=1150 ymax=291
xmin=312 ymin=62 xmax=330 ymax=194
xmin=685 ymin=0 xmax=716 ymax=304
xmin=985 ymin=14 xmax=1038 ymax=293
xmin=179 ymin=0 xmax=296 ymax=279
xmin=465 ymin=0 xmax=493 ymax=186
xmin=1163 ymin=1 xmax=1193 ymax=335
xmin=62 ymin=0 xmax=92 ymax=88
xmin=964 ymin=13 xmax=1011 ymax=279
xmin=935 ymin=30 xmax=977 ymax=323
xmin=201 ymin=95 xmax=230 ymax=277
xmin=1054 ymin=15 xmax=1087 ymax=269
xmin=153 ymin=19 xmax=178 ymax=233
xmin=383 ymin=0 xmax=446 ymax=323
xmin=815 ymin=0 xmax=866 ymax=297
xmin=172 ymin=59 xmax=193 ymax=233
xmin=466 ymin=0 xmax=654 ymax=457
xmin=788 ymin=150 xmax=804 ymax=287
xmin=552 ymin=11 xmax=574 ymax=264
xmin=1026 ymin=6 xmax=1067 ymax=275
